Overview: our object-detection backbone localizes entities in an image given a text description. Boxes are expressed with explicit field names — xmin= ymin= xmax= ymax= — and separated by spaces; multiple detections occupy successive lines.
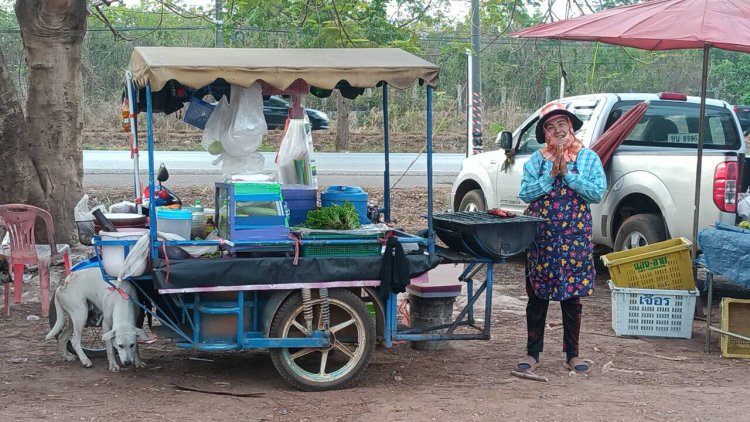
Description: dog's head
xmin=102 ymin=325 xmax=147 ymax=366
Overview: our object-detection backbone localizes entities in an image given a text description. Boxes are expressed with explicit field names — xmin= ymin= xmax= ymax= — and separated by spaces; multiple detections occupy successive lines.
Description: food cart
xmin=76 ymin=47 xmax=544 ymax=391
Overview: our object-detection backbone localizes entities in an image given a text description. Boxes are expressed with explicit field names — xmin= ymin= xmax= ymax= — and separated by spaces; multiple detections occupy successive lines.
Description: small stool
xmin=407 ymin=265 xmax=463 ymax=351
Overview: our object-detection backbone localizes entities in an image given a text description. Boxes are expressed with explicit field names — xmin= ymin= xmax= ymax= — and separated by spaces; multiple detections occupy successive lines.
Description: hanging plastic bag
xmin=201 ymin=96 xmax=230 ymax=155
xmin=117 ymin=233 xmax=151 ymax=281
xmin=276 ymin=115 xmax=317 ymax=188
xmin=221 ymin=83 xmax=267 ymax=157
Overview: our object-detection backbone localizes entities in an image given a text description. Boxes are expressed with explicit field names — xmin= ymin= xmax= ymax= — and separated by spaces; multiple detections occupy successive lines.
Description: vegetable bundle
xmin=303 ymin=201 xmax=361 ymax=230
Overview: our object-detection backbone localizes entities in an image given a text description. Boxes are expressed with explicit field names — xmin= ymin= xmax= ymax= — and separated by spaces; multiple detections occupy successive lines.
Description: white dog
xmin=46 ymin=268 xmax=147 ymax=371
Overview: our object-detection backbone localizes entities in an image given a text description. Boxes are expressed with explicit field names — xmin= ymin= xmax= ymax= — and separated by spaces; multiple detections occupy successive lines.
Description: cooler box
xmin=321 ymin=185 xmax=369 ymax=224
xmin=282 ymin=184 xmax=317 ymax=226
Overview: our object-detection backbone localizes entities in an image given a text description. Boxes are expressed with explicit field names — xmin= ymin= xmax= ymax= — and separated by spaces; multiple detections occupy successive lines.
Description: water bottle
xmin=190 ymin=199 xmax=205 ymax=239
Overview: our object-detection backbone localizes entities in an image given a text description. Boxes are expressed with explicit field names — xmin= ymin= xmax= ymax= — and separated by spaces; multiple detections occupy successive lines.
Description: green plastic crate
xmin=300 ymin=232 xmax=382 ymax=257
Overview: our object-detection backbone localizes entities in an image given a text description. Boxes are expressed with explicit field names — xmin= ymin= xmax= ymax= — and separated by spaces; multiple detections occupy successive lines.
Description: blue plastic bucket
xmin=321 ymin=185 xmax=369 ymax=224
xmin=282 ymin=185 xmax=318 ymax=226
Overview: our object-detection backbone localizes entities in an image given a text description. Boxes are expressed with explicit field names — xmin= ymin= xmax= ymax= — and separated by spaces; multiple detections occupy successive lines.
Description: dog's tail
xmin=45 ymin=289 xmax=64 ymax=341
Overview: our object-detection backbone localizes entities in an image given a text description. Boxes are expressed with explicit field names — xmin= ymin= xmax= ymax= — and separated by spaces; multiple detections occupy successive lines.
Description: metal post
xmin=215 ymin=0 xmax=223 ymax=48
xmin=705 ymin=272 xmax=714 ymax=353
xmin=383 ymin=83 xmax=391 ymax=222
xmin=427 ymin=86 xmax=434 ymax=255
xmin=691 ymin=44 xmax=711 ymax=262
xmin=470 ymin=0 xmax=482 ymax=154
xmin=146 ymin=83 xmax=157 ymax=259
xmin=466 ymin=49 xmax=473 ymax=158
xmin=124 ymin=71 xmax=140 ymax=213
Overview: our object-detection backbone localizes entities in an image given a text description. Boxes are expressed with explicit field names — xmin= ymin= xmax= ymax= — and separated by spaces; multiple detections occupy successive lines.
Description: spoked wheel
xmin=48 ymin=291 xmax=108 ymax=357
xmin=269 ymin=289 xmax=375 ymax=391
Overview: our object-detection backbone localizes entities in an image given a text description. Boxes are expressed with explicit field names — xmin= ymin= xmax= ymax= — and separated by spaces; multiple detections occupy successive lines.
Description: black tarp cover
xmin=152 ymin=254 xmax=440 ymax=291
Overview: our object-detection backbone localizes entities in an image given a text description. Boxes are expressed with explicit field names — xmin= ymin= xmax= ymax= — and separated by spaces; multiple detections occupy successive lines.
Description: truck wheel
xmin=458 ymin=189 xmax=486 ymax=212
xmin=48 ymin=291 xmax=107 ymax=357
xmin=614 ymin=214 xmax=666 ymax=251
xmin=269 ymin=289 xmax=375 ymax=391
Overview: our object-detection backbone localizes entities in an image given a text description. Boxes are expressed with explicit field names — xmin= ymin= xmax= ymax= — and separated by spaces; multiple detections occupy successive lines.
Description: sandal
xmin=564 ymin=357 xmax=591 ymax=374
xmin=516 ymin=355 xmax=540 ymax=372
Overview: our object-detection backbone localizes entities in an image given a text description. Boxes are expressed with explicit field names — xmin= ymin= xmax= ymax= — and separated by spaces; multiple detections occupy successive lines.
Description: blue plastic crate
xmin=184 ymin=97 xmax=215 ymax=129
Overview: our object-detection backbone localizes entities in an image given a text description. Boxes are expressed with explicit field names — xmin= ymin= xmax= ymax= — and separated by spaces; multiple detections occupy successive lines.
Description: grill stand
xmin=385 ymin=256 xmax=501 ymax=346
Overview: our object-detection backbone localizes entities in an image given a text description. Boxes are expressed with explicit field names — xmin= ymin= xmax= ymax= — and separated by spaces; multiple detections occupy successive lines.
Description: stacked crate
xmin=601 ymin=238 xmax=698 ymax=339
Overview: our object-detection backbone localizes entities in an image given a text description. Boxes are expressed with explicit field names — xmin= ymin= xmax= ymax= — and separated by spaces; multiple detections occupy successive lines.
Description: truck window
xmin=606 ymin=101 xmax=741 ymax=149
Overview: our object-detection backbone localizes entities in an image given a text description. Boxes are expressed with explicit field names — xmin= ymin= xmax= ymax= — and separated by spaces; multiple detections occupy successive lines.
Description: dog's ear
xmin=102 ymin=329 xmax=116 ymax=342
xmin=135 ymin=328 xmax=147 ymax=339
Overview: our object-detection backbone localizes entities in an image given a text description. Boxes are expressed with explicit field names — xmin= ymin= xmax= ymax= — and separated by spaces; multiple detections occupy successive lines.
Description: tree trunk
xmin=0 ymin=50 xmax=45 ymax=206
xmin=335 ymin=91 xmax=350 ymax=151
xmin=11 ymin=0 xmax=87 ymax=244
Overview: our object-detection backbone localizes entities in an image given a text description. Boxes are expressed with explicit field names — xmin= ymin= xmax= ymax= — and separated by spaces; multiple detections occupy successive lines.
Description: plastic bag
xmin=221 ymin=83 xmax=267 ymax=157
xmin=158 ymin=231 xmax=220 ymax=258
xmin=276 ymin=118 xmax=317 ymax=187
xmin=201 ymin=96 xmax=230 ymax=155
xmin=74 ymin=194 xmax=106 ymax=222
xmin=117 ymin=233 xmax=151 ymax=281
xmin=212 ymin=152 xmax=265 ymax=179
xmin=738 ymin=192 xmax=750 ymax=219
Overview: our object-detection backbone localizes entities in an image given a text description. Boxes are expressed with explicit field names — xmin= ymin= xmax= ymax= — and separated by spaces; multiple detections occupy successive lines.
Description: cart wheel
xmin=48 ymin=291 xmax=107 ymax=357
xmin=269 ymin=289 xmax=375 ymax=391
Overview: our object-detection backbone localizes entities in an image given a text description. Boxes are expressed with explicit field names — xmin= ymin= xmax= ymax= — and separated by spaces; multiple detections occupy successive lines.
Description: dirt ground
xmin=2 ymin=255 xmax=750 ymax=421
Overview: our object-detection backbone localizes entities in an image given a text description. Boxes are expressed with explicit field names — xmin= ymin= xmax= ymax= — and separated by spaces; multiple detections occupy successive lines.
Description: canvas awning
xmin=129 ymin=47 xmax=439 ymax=92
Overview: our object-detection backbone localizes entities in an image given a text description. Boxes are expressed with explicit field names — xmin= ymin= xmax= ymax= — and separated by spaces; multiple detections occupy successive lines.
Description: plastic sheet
xmin=698 ymin=223 xmax=750 ymax=288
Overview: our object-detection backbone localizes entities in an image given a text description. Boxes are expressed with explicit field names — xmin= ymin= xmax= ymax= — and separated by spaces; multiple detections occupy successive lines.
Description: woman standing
xmin=516 ymin=102 xmax=606 ymax=374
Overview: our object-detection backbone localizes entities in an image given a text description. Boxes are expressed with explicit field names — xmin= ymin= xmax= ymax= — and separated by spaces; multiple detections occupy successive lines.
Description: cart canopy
xmin=130 ymin=47 xmax=439 ymax=92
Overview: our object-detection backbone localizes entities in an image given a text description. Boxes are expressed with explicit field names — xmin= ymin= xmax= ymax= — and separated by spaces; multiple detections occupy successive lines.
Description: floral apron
xmin=526 ymin=162 xmax=595 ymax=301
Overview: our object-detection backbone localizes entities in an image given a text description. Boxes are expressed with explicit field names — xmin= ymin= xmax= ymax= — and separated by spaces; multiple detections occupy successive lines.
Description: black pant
xmin=525 ymin=277 xmax=582 ymax=359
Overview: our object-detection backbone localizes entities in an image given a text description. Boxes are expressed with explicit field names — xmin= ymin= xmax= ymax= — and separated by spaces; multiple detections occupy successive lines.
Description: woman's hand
xmin=558 ymin=151 xmax=568 ymax=176
xmin=549 ymin=154 xmax=560 ymax=177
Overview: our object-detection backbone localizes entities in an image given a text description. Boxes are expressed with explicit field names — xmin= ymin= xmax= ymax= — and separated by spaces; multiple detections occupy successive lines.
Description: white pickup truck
xmin=451 ymin=93 xmax=745 ymax=252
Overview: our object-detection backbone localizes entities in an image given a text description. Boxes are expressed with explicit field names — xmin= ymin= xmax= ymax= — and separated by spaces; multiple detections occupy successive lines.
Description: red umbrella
xmin=591 ymin=100 xmax=649 ymax=167
xmin=512 ymin=0 xmax=750 ymax=257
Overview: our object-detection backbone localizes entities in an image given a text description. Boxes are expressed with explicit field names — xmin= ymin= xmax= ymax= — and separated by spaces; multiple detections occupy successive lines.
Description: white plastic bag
xmin=74 ymin=194 xmax=106 ymax=222
xmin=221 ymin=83 xmax=267 ymax=157
xmin=201 ymin=96 xmax=230 ymax=155
xmin=276 ymin=118 xmax=317 ymax=187
xmin=117 ymin=233 xmax=151 ymax=281
xmin=739 ymin=193 xmax=750 ymax=219
xmin=212 ymin=152 xmax=266 ymax=179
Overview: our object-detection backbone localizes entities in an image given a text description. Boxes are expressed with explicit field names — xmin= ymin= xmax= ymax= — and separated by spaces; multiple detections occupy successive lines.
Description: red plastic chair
xmin=0 ymin=204 xmax=71 ymax=316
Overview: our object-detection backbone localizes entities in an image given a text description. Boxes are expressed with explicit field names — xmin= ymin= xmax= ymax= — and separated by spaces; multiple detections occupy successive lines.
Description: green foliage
xmin=2 ymin=0 xmax=750 ymax=137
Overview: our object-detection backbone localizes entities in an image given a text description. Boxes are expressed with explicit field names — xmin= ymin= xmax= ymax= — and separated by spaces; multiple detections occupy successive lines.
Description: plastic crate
xmin=300 ymin=233 xmax=382 ymax=257
xmin=609 ymin=281 xmax=697 ymax=338
xmin=183 ymin=97 xmax=215 ymax=129
xmin=720 ymin=298 xmax=750 ymax=358
xmin=601 ymin=237 xmax=695 ymax=290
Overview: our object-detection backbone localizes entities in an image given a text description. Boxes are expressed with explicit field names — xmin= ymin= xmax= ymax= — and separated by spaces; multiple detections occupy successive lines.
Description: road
xmin=82 ymin=150 xmax=465 ymax=188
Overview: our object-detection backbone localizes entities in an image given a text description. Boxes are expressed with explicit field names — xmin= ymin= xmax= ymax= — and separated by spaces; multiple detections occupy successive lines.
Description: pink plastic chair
xmin=0 ymin=204 xmax=71 ymax=316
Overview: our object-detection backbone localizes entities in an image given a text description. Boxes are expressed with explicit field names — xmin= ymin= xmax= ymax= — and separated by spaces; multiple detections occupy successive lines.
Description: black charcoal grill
xmin=433 ymin=212 xmax=546 ymax=259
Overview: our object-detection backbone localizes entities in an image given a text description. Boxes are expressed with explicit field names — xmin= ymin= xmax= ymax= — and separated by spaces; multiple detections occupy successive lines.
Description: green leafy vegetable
xmin=303 ymin=201 xmax=361 ymax=230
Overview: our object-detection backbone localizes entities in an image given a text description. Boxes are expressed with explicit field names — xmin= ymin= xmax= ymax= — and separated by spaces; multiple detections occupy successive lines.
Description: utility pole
xmin=215 ymin=0 xmax=223 ymax=48
xmin=470 ymin=0 xmax=482 ymax=154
